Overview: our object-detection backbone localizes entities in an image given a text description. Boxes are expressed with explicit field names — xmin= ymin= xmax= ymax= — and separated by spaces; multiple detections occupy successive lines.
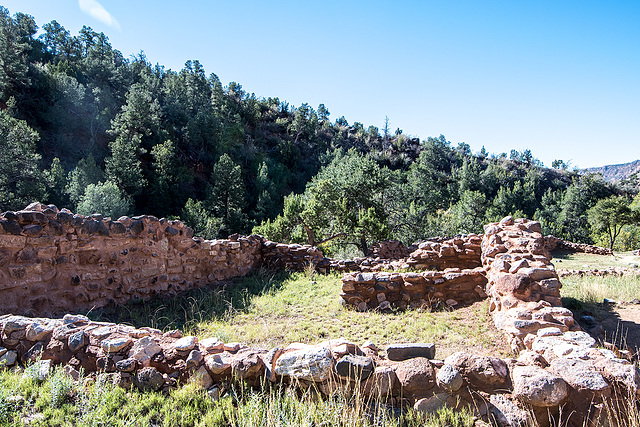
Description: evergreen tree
xmin=208 ymin=154 xmax=247 ymax=236
xmin=0 ymin=108 xmax=46 ymax=210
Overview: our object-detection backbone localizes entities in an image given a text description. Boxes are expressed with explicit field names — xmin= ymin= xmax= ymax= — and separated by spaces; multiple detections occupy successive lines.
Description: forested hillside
xmin=1 ymin=7 xmax=639 ymax=254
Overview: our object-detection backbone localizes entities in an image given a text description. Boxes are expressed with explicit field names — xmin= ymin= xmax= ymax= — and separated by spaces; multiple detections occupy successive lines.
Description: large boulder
xmin=394 ymin=357 xmax=435 ymax=398
xmin=445 ymin=352 xmax=510 ymax=392
xmin=274 ymin=345 xmax=333 ymax=382
xmin=511 ymin=365 xmax=567 ymax=407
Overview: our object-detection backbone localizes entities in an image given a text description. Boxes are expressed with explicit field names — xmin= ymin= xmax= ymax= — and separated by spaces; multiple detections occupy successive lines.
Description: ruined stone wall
xmin=0 ymin=204 xmax=323 ymax=316
xmin=481 ymin=217 xmax=575 ymax=352
xmin=405 ymin=234 xmax=483 ymax=270
xmin=2 ymin=310 xmax=638 ymax=427
xmin=544 ymin=235 xmax=613 ymax=256
xmin=340 ymin=269 xmax=487 ymax=311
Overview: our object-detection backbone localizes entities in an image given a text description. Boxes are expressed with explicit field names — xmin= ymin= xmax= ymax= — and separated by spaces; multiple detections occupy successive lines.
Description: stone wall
xmin=2 ymin=209 xmax=640 ymax=425
xmin=544 ymin=235 xmax=613 ymax=256
xmin=481 ymin=217 xmax=574 ymax=352
xmin=404 ymin=235 xmax=483 ymax=270
xmin=1 ymin=312 xmax=638 ymax=427
xmin=0 ymin=204 xmax=319 ymax=316
xmin=340 ymin=269 xmax=487 ymax=311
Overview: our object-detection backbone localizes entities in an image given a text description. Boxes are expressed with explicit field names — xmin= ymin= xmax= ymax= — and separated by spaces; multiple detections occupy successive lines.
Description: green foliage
xmin=0 ymin=5 xmax=635 ymax=246
xmin=105 ymin=134 xmax=146 ymax=198
xmin=208 ymin=153 xmax=247 ymax=236
xmin=587 ymin=195 xmax=636 ymax=250
xmin=445 ymin=190 xmax=487 ymax=235
xmin=76 ymin=180 xmax=131 ymax=218
xmin=0 ymin=108 xmax=47 ymax=210
xmin=66 ymin=154 xmax=104 ymax=206
xmin=44 ymin=157 xmax=68 ymax=208
xmin=181 ymin=198 xmax=222 ymax=240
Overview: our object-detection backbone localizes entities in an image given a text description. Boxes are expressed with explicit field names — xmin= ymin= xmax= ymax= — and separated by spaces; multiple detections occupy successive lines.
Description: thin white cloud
xmin=78 ymin=0 xmax=121 ymax=30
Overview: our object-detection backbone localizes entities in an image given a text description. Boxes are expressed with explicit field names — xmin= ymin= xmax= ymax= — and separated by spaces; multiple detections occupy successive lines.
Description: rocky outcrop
xmin=340 ymin=268 xmax=487 ymax=311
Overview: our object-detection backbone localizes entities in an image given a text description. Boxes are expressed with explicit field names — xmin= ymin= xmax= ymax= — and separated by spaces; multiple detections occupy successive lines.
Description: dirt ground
xmin=596 ymin=302 xmax=640 ymax=357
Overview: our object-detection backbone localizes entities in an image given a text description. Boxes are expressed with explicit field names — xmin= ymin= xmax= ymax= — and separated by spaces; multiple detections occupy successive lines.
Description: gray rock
xmin=205 ymin=353 xmax=233 ymax=375
xmin=550 ymin=358 xmax=610 ymax=393
xmin=63 ymin=314 xmax=89 ymax=325
xmin=25 ymin=322 xmax=54 ymax=341
xmin=445 ymin=352 xmax=510 ymax=392
xmin=68 ymin=330 xmax=86 ymax=352
xmin=192 ymin=366 xmax=213 ymax=390
xmin=102 ymin=337 xmax=132 ymax=353
xmin=2 ymin=316 xmax=31 ymax=334
xmin=23 ymin=359 xmax=51 ymax=382
xmin=173 ymin=336 xmax=197 ymax=352
xmin=0 ymin=350 xmax=18 ymax=366
xmin=386 ymin=343 xmax=436 ymax=361
xmin=437 ymin=364 xmax=464 ymax=392
xmin=489 ymin=394 xmax=531 ymax=427
xmin=536 ymin=327 xmax=562 ymax=337
xmin=512 ymin=365 xmax=567 ymax=407
xmin=335 ymin=354 xmax=375 ymax=380
xmin=200 ymin=337 xmax=224 ymax=353
xmin=274 ymin=346 xmax=334 ymax=382
xmin=115 ymin=358 xmax=138 ymax=372
xmin=186 ymin=350 xmax=203 ymax=369
xmin=134 ymin=367 xmax=164 ymax=391
xmin=129 ymin=336 xmax=163 ymax=364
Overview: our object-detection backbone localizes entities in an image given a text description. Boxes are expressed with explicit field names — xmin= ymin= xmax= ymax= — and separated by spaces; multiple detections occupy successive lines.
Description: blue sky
xmin=3 ymin=0 xmax=639 ymax=168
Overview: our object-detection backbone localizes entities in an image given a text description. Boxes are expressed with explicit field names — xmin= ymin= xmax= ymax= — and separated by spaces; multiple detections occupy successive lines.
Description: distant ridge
xmin=585 ymin=159 xmax=640 ymax=182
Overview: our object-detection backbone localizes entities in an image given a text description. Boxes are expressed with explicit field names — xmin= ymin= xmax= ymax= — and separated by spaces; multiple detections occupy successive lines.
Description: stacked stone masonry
xmin=340 ymin=269 xmax=487 ymax=311
xmin=544 ymin=235 xmax=614 ymax=256
xmin=0 ymin=203 xmax=322 ymax=315
xmin=1 ymin=313 xmax=638 ymax=427
xmin=405 ymin=234 xmax=483 ymax=270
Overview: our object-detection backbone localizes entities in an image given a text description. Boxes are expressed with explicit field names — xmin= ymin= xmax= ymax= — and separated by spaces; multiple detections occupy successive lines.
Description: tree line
xmin=1 ymin=7 xmax=639 ymax=254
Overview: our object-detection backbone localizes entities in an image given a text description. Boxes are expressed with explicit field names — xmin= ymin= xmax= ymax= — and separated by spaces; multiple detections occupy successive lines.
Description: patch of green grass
xmin=552 ymin=250 xmax=640 ymax=271
xmin=0 ymin=367 xmax=476 ymax=427
xmin=561 ymin=274 xmax=640 ymax=305
xmin=89 ymin=270 xmax=510 ymax=359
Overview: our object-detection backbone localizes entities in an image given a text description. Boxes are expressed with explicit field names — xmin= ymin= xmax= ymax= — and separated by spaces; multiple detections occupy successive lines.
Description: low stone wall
xmin=340 ymin=269 xmax=487 ymax=311
xmin=261 ymin=241 xmax=325 ymax=270
xmin=366 ymin=240 xmax=412 ymax=259
xmin=1 ymin=313 xmax=638 ymax=426
xmin=0 ymin=204 xmax=322 ymax=316
xmin=405 ymin=235 xmax=483 ymax=271
xmin=545 ymin=236 xmax=613 ymax=256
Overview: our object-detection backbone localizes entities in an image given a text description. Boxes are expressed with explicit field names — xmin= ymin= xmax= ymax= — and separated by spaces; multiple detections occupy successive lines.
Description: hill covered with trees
xmin=1 ymin=7 xmax=639 ymax=254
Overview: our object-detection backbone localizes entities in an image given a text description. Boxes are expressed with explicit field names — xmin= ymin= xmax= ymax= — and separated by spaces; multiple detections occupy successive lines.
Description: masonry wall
xmin=0 ymin=204 xmax=323 ymax=316
xmin=340 ymin=268 xmax=487 ymax=311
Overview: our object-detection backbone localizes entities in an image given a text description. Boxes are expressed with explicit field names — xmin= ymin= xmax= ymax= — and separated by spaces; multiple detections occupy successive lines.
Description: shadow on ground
xmin=565 ymin=297 xmax=640 ymax=357
xmin=86 ymin=269 xmax=292 ymax=332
